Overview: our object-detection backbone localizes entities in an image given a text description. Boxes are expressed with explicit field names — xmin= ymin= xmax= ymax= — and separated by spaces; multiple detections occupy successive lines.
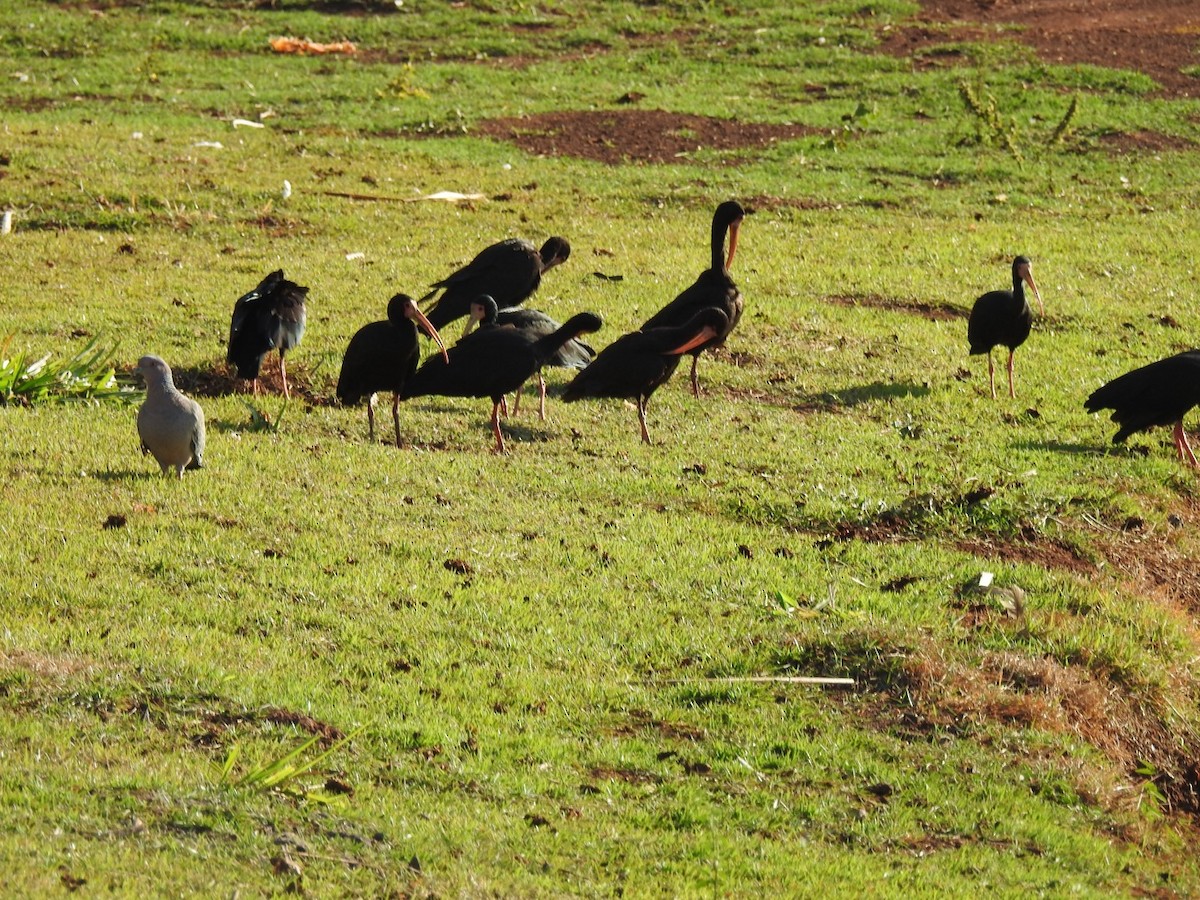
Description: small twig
xmin=639 ymin=676 xmax=855 ymax=687
xmin=321 ymin=190 xmax=417 ymax=203
xmin=320 ymin=190 xmax=486 ymax=204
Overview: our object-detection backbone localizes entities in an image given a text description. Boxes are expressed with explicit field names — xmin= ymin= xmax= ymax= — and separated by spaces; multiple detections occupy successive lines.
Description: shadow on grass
xmin=91 ymin=468 xmax=160 ymax=482
xmin=799 ymin=380 xmax=931 ymax=410
xmin=144 ymin=362 xmax=335 ymax=406
xmin=1013 ymin=440 xmax=1143 ymax=457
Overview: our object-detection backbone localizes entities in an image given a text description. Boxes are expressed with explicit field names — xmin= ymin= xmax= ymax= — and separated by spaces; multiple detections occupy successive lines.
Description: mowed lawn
xmin=3 ymin=1 xmax=1200 ymax=895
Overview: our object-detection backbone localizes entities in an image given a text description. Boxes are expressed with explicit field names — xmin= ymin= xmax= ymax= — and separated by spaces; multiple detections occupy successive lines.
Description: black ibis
xmin=403 ymin=310 xmax=602 ymax=453
xmin=967 ymin=256 xmax=1043 ymax=399
xmin=135 ymin=355 xmax=206 ymax=478
xmin=422 ymin=236 xmax=571 ymax=333
xmin=563 ymin=308 xmax=729 ymax=444
xmin=641 ymin=200 xmax=745 ymax=396
xmin=1085 ymin=350 xmax=1200 ymax=466
xmin=227 ymin=269 xmax=309 ymax=398
xmin=466 ymin=295 xmax=596 ymax=419
xmin=336 ymin=294 xmax=449 ymax=447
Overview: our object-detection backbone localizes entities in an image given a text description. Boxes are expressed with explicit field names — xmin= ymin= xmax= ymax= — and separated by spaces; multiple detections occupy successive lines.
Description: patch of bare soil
xmin=827 ymin=640 xmax=1200 ymax=816
xmin=884 ymin=0 xmax=1200 ymax=99
xmin=474 ymin=110 xmax=819 ymax=165
xmin=826 ymin=293 xmax=967 ymax=321
xmin=156 ymin=362 xmax=330 ymax=406
xmin=1098 ymin=130 xmax=1197 ymax=154
xmin=934 ymin=651 xmax=1200 ymax=813
xmin=956 ymin=533 xmax=1095 ymax=575
xmin=1096 ymin=527 xmax=1200 ymax=617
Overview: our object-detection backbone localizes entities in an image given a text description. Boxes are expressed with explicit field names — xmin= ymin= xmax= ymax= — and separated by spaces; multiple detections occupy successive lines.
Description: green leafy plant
xmin=0 ymin=335 xmax=138 ymax=406
xmin=958 ymin=80 xmax=1023 ymax=162
xmin=217 ymin=726 xmax=363 ymax=800
xmin=1049 ymin=93 xmax=1081 ymax=146
xmin=242 ymin=399 xmax=288 ymax=432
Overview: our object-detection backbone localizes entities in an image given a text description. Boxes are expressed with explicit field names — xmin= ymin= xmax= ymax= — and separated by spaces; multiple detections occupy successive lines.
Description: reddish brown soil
xmin=473 ymin=2 xmax=1199 ymax=165
xmin=474 ymin=110 xmax=819 ymax=166
xmin=886 ymin=0 xmax=1200 ymax=98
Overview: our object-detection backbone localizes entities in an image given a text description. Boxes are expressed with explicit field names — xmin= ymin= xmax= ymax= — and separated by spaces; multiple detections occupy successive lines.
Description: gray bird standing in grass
xmin=135 ymin=355 xmax=205 ymax=478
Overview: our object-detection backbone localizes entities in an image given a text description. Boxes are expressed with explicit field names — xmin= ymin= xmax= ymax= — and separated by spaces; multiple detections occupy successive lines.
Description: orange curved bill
xmin=725 ymin=220 xmax=741 ymax=271
xmin=1023 ymin=270 xmax=1044 ymax=315
xmin=409 ymin=304 xmax=449 ymax=363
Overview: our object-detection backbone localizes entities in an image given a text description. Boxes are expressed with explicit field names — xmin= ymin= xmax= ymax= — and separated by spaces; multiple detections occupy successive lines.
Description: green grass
xmin=3 ymin=0 xmax=1200 ymax=894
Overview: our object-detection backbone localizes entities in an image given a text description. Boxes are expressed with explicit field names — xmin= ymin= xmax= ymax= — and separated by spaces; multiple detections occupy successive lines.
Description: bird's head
xmin=1014 ymin=256 xmax=1044 ymax=315
xmin=135 ymin=355 xmax=174 ymax=390
xmin=715 ymin=201 xmax=745 ymax=271
xmin=539 ymin=237 xmax=571 ymax=270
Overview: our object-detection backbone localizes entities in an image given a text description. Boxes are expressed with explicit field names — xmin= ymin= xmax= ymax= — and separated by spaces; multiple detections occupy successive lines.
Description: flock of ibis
xmin=135 ymin=198 xmax=1200 ymax=477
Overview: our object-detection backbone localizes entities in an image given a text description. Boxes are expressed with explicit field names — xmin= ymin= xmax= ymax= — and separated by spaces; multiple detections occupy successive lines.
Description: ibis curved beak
xmin=725 ymin=219 xmax=741 ymax=271
xmin=1022 ymin=269 xmax=1044 ymax=316
xmin=462 ymin=304 xmax=487 ymax=339
xmin=407 ymin=303 xmax=449 ymax=364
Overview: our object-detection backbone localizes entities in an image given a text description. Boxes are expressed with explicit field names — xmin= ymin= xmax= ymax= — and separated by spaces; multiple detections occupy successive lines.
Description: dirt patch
xmin=822 ymin=641 xmax=1200 ymax=816
xmin=474 ymin=110 xmax=819 ymax=165
xmin=157 ymin=362 xmax=330 ymax=406
xmin=0 ymin=649 xmax=95 ymax=682
xmin=1096 ymin=530 xmax=1200 ymax=617
xmin=199 ymin=705 xmax=344 ymax=745
xmin=884 ymin=1 xmax=1200 ymax=99
xmin=826 ymin=293 xmax=967 ymax=321
xmin=956 ymin=534 xmax=1095 ymax=576
xmin=1098 ymin=130 xmax=1197 ymax=154
xmin=936 ymin=651 xmax=1200 ymax=814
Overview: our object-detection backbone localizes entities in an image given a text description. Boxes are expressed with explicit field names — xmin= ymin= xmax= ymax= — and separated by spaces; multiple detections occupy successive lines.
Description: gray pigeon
xmin=135 ymin=355 xmax=206 ymax=478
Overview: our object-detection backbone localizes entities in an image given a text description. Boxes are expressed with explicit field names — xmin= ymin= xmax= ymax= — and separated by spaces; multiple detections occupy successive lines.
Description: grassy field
xmin=3 ymin=0 xmax=1200 ymax=895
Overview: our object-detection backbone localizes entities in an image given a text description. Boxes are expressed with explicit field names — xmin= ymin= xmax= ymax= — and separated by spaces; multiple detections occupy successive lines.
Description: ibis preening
xmin=563 ymin=308 xmax=729 ymax=444
xmin=227 ymin=269 xmax=309 ymax=398
xmin=403 ymin=310 xmax=602 ymax=453
xmin=467 ymin=295 xmax=596 ymax=419
xmin=641 ymin=200 xmax=744 ymax=397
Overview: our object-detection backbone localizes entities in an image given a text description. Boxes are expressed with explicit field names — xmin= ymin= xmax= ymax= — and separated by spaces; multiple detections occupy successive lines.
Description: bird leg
xmin=499 ymin=395 xmax=510 ymax=418
xmin=512 ymin=385 xmax=523 ymax=416
xmin=690 ymin=355 xmax=701 ymax=397
xmin=1174 ymin=421 xmax=1198 ymax=467
xmin=392 ymin=392 xmax=402 ymax=449
xmin=490 ymin=400 xmax=507 ymax=454
xmin=638 ymin=397 xmax=651 ymax=444
xmin=366 ymin=393 xmax=377 ymax=443
xmin=280 ymin=354 xmax=291 ymax=400
xmin=986 ymin=351 xmax=996 ymax=400
xmin=538 ymin=373 xmax=547 ymax=421
xmin=1006 ymin=349 xmax=1016 ymax=399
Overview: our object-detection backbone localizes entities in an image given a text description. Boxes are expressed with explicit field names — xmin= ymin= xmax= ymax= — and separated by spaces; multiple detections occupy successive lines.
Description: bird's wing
xmin=431 ymin=239 xmax=532 ymax=289
xmin=189 ymin=399 xmax=206 ymax=467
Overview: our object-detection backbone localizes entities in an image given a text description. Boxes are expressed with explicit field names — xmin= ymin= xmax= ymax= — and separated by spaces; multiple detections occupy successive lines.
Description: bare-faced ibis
xmin=641 ymin=200 xmax=744 ymax=396
xmin=422 ymin=236 xmax=571 ymax=334
xmin=467 ymin=295 xmax=596 ymax=419
xmin=403 ymin=310 xmax=602 ymax=453
xmin=1085 ymin=350 xmax=1200 ymax=466
xmin=336 ymin=294 xmax=449 ymax=447
xmin=227 ymin=269 xmax=309 ymax=398
xmin=563 ymin=308 xmax=729 ymax=444
xmin=136 ymin=355 xmax=206 ymax=478
xmin=967 ymin=256 xmax=1043 ymax=399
